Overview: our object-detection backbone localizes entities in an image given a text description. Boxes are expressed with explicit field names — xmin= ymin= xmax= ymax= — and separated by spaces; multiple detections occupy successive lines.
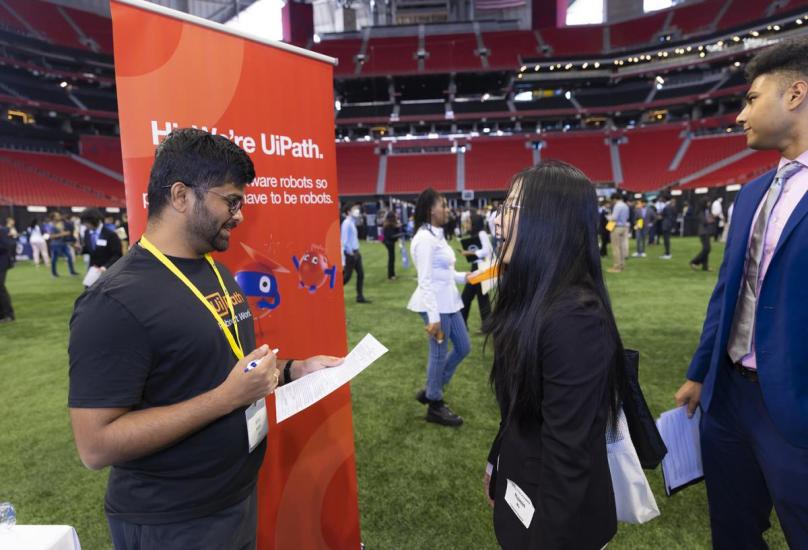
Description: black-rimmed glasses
xmin=162 ymin=183 xmax=244 ymax=215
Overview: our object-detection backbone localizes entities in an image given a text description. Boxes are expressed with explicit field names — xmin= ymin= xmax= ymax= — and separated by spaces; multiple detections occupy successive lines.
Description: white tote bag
xmin=607 ymin=408 xmax=660 ymax=524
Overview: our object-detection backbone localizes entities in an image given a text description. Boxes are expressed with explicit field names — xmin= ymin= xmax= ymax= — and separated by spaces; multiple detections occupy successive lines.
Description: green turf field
xmin=0 ymin=237 xmax=787 ymax=549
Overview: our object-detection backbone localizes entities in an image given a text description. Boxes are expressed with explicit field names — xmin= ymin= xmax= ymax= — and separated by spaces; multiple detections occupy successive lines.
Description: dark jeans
xmin=343 ymin=251 xmax=365 ymax=299
xmin=701 ymin=367 xmax=808 ymax=549
xmin=384 ymin=240 xmax=396 ymax=279
xmin=662 ymin=231 xmax=672 ymax=256
xmin=636 ymin=228 xmax=647 ymax=255
xmin=691 ymin=234 xmax=711 ymax=270
xmin=0 ymin=267 xmax=13 ymax=319
xmin=50 ymin=241 xmax=76 ymax=276
xmin=108 ymin=488 xmax=257 ymax=550
xmin=461 ymin=281 xmax=491 ymax=326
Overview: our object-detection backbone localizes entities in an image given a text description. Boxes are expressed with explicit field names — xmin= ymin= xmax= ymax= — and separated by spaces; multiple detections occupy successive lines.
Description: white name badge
xmin=505 ymin=479 xmax=535 ymax=529
xmin=96 ymin=238 xmax=108 ymax=247
xmin=245 ymin=398 xmax=268 ymax=453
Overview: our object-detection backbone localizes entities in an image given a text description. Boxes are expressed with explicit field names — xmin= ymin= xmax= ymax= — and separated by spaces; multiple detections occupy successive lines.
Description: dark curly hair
xmin=147 ymin=128 xmax=255 ymax=218
xmin=745 ymin=37 xmax=808 ymax=84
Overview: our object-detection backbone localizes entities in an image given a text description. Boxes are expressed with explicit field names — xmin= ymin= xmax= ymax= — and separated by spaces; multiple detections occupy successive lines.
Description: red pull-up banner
xmin=110 ymin=1 xmax=360 ymax=547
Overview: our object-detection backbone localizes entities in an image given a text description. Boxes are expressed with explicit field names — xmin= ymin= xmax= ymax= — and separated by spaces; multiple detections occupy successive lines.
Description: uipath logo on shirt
xmin=205 ymin=290 xmax=247 ymax=319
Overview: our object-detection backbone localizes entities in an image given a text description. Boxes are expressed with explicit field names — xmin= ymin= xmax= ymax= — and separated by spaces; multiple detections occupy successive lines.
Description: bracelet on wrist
xmin=283 ymin=359 xmax=294 ymax=385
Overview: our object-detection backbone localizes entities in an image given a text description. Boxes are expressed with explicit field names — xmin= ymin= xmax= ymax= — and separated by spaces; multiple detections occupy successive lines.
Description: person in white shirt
xmin=408 ymin=188 xmax=472 ymax=427
xmin=460 ymin=213 xmax=493 ymax=326
xmin=711 ymin=197 xmax=725 ymax=242
xmin=27 ymin=219 xmax=50 ymax=267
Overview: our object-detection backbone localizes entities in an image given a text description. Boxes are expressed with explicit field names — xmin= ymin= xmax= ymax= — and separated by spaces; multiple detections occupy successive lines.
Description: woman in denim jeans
xmin=407 ymin=188 xmax=473 ymax=427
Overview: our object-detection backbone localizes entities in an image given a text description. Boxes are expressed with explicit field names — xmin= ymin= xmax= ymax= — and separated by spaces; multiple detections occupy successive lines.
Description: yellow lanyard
xmin=139 ymin=236 xmax=244 ymax=360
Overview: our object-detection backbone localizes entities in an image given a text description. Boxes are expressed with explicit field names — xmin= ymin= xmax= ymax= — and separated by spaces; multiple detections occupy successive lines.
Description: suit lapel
xmin=772 ymin=190 xmax=808 ymax=260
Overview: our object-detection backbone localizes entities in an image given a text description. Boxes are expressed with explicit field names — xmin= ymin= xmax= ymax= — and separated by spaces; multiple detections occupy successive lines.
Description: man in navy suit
xmin=676 ymin=38 xmax=808 ymax=549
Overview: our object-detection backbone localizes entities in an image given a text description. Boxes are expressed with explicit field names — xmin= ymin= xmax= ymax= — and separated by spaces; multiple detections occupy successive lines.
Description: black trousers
xmin=461 ymin=281 xmax=490 ymax=326
xmin=0 ymin=267 xmax=13 ymax=320
xmin=662 ymin=230 xmax=672 ymax=256
xmin=383 ymin=241 xmax=396 ymax=279
xmin=108 ymin=488 xmax=257 ymax=550
xmin=691 ymin=234 xmax=711 ymax=270
xmin=343 ymin=251 xmax=365 ymax=299
xmin=599 ymin=232 xmax=610 ymax=257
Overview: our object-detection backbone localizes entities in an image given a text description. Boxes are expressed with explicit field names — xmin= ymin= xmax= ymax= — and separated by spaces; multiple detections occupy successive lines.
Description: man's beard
xmin=188 ymin=200 xmax=237 ymax=253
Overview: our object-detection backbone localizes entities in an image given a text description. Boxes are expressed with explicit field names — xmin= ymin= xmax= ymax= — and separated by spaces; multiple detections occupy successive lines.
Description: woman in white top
xmin=460 ymin=213 xmax=493 ymax=326
xmin=408 ymin=188 xmax=472 ymax=427
xmin=27 ymin=219 xmax=50 ymax=267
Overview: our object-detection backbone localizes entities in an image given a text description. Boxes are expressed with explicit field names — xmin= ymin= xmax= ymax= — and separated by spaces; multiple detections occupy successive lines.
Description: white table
xmin=0 ymin=525 xmax=81 ymax=550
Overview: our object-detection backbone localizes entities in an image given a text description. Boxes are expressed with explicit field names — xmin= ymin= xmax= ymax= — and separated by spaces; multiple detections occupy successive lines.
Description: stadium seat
xmin=619 ymin=126 xmax=686 ymax=192
xmin=464 ymin=138 xmax=533 ymax=191
xmin=541 ymin=132 xmax=613 ymax=183
xmin=2 ymin=150 xmax=124 ymax=201
xmin=5 ymin=0 xmax=84 ymax=50
xmin=337 ymin=143 xmax=379 ymax=196
xmin=424 ymin=34 xmax=481 ymax=73
xmin=385 ymin=153 xmax=456 ymax=193
xmin=609 ymin=12 xmax=667 ymax=51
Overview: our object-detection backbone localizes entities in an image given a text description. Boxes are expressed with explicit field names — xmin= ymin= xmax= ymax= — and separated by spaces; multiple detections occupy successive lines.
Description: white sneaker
xmin=632 ymin=252 xmax=640 ymax=257
xmin=660 ymin=255 xmax=672 ymax=260
xmin=641 ymin=253 xmax=647 ymax=257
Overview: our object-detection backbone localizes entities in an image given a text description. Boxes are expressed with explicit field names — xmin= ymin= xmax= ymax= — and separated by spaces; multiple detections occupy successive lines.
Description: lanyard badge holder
xmin=139 ymin=236 xmax=268 ymax=452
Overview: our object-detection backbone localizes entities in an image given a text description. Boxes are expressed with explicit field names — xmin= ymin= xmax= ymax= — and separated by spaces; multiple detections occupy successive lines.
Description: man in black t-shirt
xmin=68 ymin=129 xmax=342 ymax=550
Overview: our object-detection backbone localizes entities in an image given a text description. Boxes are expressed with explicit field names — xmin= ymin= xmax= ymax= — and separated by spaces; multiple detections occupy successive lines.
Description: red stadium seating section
xmin=483 ymin=31 xmax=539 ymax=68
xmin=5 ymin=151 xmax=124 ymax=200
xmin=618 ymin=126 xmax=686 ymax=192
xmin=0 ymin=2 xmax=26 ymax=34
xmin=364 ymin=37 xmax=418 ymax=75
xmin=0 ymin=150 xmax=124 ymax=206
xmin=6 ymin=0 xmax=84 ymax=50
xmin=717 ymin=0 xmax=771 ymax=32
xmin=464 ymin=138 xmax=533 ymax=191
xmin=386 ymin=153 xmax=456 ymax=194
xmin=424 ymin=34 xmax=481 ymax=73
xmin=541 ymin=133 xmax=613 ymax=183
xmin=311 ymin=40 xmax=359 ymax=76
xmin=538 ymin=26 xmax=603 ymax=58
xmin=3 ymin=0 xmax=112 ymax=53
xmin=64 ymin=5 xmax=114 ymax=52
xmin=669 ymin=0 xmax=723 ymax=35
xmin=79 ymin=135 xmax=123 ymax=173
xmin=609 ymin=12 xmax=667 ymax=50
xmin=679 ymin=149 xmax=779 ymax=189
xmin=336 ymin=144 xmax=378 ymax=195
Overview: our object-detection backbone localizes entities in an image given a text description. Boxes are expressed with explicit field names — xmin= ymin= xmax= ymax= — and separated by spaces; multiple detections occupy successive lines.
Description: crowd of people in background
xmin=0 ymin=210 xmax=128 ymax=324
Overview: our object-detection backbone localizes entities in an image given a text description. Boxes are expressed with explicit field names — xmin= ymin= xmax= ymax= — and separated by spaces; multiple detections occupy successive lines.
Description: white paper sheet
xmin=82 ymin=267 xmax=102 ymax=287
xmin=274 ymin=333 xmax=388 ymax=422
xmin=656 ymin=405 xmax=703 ymax=495
xmin=477 ymin=259 xmax=495 ymax=295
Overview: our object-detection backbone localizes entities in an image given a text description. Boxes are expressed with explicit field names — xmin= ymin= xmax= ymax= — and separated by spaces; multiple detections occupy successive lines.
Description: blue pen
xmin=244 ymin=348 xmax=279 ymax=372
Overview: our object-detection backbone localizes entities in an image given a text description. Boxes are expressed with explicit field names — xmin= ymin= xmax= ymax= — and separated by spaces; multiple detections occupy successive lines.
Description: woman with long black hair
xmin=483 ymin=160 xmax=626 ymax=549
xmin=407 ymin=188 xmax=472 ymax=427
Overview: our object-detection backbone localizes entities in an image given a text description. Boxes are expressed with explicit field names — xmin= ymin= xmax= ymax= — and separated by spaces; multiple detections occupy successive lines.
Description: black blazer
xmin=488 ymin=292 xmax=617 ymax=549
xmin=82 ymin=226 xmax=122 ymax=269
xmin=0 ymin=227 xmax=15 ymax=270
